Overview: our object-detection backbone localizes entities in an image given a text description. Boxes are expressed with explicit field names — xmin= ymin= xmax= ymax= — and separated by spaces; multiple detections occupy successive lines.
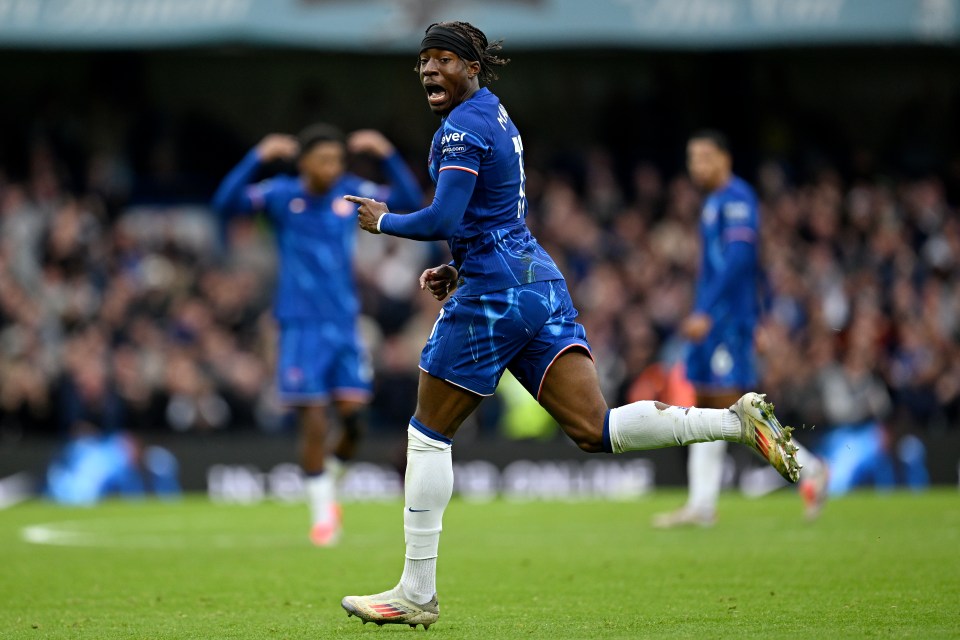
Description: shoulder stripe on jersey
xmin=246 ymin=185 xmax=265 ymax=210
xmin=439 ymin=165 xmax=479 ymax=176
xmin=723 ymin=228 xmax=757 ymax=243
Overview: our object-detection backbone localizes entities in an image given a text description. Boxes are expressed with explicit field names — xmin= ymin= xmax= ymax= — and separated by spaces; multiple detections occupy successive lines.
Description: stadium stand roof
xmin=0 ymin=0 xmax=958 ymax=51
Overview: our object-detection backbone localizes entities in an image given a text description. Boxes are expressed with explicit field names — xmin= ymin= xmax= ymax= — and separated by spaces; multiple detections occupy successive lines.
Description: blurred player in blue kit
xmin=340 ymin=21 xmax=800 ymax=629
xmin=653 ymin=131 xmax=828 ymax=529
xmin=212 ymin=125 xmax=423 ymax=545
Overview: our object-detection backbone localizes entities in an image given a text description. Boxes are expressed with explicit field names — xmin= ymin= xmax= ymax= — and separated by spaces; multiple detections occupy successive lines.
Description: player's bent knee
xmin=562 ymin=421 xmax=605 ymax=453
xmin=574 ymin=435 xmax=605 ymax=454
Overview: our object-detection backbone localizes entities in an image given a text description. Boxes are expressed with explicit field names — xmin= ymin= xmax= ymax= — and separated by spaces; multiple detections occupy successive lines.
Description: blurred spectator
xmin=0 ymin=119 xmax=955 ymax=479
xmin=45 ymin=424 xmax=180 ymax=505
xmin=816 ymin=342 xmax=896 ymax=495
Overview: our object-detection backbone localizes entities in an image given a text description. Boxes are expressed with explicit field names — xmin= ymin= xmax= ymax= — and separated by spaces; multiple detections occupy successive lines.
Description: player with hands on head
xmin=211 ymin=123 xmax=423 ymax=546
xmin=340 ymin=21 xmax=800 ymax=630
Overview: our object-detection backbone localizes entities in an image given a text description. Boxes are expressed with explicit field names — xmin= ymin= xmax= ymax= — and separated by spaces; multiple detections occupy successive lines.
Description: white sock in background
xmin=793 ymin=440 xmax=823 ymax=480
xmin=304 ymin=472 xmax=335 ymax=526
xmin=608 ymin=401 xmax=742 ymax=453
xmin=399 ymin=422 xmax=453 ymax=605
xmin=325 ymin=455 xmax=346 ymax=484
xmin=686 ymin=440 xmax=728 ymax=516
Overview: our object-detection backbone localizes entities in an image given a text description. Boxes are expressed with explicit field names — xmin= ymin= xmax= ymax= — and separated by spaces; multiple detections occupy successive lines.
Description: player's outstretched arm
xmin=344 ymin=195 xmax=389 ymax=234
xmin=345 ymin=167 xmax=475 ymax=241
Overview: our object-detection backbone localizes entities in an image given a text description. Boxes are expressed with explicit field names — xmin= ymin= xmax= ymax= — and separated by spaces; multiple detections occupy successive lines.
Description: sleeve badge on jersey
xmin=246 ymin=184 xmax=266 ymax=210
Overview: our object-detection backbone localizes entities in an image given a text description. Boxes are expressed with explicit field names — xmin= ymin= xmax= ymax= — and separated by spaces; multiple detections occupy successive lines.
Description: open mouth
xmin=424 ymin=84 xmax=447 ymax=106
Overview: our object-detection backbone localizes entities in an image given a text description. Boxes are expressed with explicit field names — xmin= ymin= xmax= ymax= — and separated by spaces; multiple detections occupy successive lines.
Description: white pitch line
xmin=21 ymin=521 xmax=100 ymax=546
xmin=20 ymin=519 xmax=306 ymax=549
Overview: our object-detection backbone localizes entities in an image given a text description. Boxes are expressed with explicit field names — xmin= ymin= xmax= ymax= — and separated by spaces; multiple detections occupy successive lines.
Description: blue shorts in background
xmin=684 ymin=323 xmax=757 ymax=391
xmin=276 ymin=320 xmax=372 ymax=405
xmin=420 ymin=279 xmax=592 ymax=399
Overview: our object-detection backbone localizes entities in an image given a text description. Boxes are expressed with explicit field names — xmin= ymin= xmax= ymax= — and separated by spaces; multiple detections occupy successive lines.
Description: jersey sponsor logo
xmin=290 ymin=198 xmax=306 ymax=214
xmin=440 ymin=131 xmax=466 ymax=145
xmin=723 ymin=201 xmax=750 ymax=222
xmin=442 ymin=145 xmax=466 ymax=155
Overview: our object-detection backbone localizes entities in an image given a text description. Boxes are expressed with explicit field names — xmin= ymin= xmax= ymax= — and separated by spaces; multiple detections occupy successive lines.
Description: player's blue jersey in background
xmin=429 ymin=87 xmax=563 ymax=296
xmin=693 ymin=175 xmax=760 ymax=328
xmin=212 ymin=150 xmax=422 ymax=323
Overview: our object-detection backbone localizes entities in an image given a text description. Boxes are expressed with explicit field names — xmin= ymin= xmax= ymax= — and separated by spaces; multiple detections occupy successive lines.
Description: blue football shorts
xmin=276 ymin=320 xmax=372 ymax=405
xmin=419 ymin=279 xmax=592 ymax=399
xmin=684 ymin=322 xmax=757 ymax=391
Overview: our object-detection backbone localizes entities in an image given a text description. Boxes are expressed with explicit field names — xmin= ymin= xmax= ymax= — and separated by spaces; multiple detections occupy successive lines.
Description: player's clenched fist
xmin=419 ymin=264 xmax=458 ymax=301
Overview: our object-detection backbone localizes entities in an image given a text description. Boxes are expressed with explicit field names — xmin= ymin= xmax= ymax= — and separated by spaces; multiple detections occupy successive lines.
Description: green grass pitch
xmin=2 ymin=490 xmax=958 ymax=639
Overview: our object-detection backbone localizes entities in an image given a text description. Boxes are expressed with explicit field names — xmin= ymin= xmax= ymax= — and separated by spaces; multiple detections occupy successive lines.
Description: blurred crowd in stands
xmin=0 ymin=128 xmax=958 ymax=458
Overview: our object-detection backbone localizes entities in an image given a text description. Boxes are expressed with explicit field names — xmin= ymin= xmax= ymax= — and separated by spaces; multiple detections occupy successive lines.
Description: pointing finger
xmin=343 ymin=195 xmax=368 ymax=205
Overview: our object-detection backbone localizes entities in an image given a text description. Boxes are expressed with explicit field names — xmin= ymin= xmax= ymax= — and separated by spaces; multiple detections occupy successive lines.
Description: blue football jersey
xmin=694 ymin=175 xmax=760 ymax=327
xmin=214 ymin=147 xmax=422 ymax=323
xmin=247 ymin=174 xmax=384 ymax=322
xmin=428 ymin=87 xmax=564 ymax=296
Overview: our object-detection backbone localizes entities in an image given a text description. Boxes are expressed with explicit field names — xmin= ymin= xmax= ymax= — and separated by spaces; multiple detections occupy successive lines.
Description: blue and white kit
xmin=377 ymin=88 xmax=591 ymax=398
xmin=685 ymin=175 xmax=761 ymax=390
xmin=212 ymin=148 xmax=422 ymax=403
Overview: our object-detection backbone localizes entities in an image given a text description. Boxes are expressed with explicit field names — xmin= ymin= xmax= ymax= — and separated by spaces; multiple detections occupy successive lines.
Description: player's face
xmin=418 ymin=49 xmax=481 ymax=116
xmin=298 ymin=141 xmax=345 ymax=192
xmin=687 ymin=139 xmax=731 ymax=191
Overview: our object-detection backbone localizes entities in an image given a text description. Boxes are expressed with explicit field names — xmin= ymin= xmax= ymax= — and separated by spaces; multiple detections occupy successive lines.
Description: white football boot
xmin=342 ymin=586 xmax=439 ymax=630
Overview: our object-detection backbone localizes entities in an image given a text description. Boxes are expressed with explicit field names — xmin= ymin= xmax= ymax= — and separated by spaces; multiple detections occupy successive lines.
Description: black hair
xmin=297 ymin=123 xmax=344 ymax=156
xmin=689 ymin=129 xmax=731 ymax=154
xmin=416 ymin=21 xmax=510 ymax=85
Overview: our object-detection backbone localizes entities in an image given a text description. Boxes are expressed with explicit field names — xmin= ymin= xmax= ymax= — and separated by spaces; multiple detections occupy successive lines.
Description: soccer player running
xmin=652 ymin=131 xmax=828 ymax=529
xmin=212 ymin=125 xmax=423 ymax=546
xmin=341 ymin=22 xmax=799 ymax=629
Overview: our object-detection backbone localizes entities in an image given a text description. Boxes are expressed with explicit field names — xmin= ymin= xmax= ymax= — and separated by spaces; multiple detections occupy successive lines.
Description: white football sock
xmin=399 ymin=557 xmax=437 ymax=604
xmin=325 ymin=455 xmax=346 ymax=483
xmin=399 ymin=422 xmax=452 ymax=605
xmin=304 ymin=472 xmax=335 ymax=526
xmin=607 ymin=401 xmax=742 ymax=453
xmin=686 ymin=440 xmax=727 ymax=516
